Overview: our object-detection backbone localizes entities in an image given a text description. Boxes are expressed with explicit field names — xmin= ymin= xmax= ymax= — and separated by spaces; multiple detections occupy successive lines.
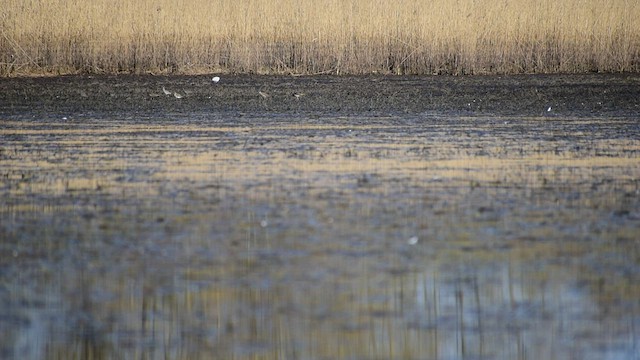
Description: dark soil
xmin=1 ymin=73 xmax=639 ymax=119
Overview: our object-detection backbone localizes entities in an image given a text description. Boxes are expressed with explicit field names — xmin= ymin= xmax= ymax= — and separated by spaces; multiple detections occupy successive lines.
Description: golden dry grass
xmin=1 ymin=0 xmax=639 ymax=76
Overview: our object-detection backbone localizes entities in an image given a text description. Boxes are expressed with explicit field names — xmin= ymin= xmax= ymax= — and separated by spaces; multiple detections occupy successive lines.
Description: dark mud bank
xmin=1 ymin=73 xmax=640 ymax=119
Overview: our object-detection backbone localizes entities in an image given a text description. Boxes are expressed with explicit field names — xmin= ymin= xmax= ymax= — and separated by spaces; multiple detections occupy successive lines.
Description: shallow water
xmin=1 ymin=75 xmax=640 ymax=359
xmin=0 ymin=114 xmax=640 ymax=359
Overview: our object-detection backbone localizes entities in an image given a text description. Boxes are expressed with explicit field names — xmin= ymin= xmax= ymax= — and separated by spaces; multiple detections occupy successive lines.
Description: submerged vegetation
xmin=1 ymin=0 xmax=639 ymax=76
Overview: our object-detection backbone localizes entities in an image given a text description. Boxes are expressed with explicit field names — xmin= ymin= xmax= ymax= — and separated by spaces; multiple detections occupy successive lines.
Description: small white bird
xmin=173 ymin=92 xmax=183 ymax=99
xmin=293 ymin=93 xmax=305 ymax=100
xmin=162 ymin=86 xmax=171 ymax=95
xmin=212 ymin=76 xmax=220 ymax=83
xmin=547 ymin=106 xmax=552 ymax=112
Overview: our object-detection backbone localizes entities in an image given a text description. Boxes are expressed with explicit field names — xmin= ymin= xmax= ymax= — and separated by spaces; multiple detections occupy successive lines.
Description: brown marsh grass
xmin=1 ymin=0 xmax=639 ymax=76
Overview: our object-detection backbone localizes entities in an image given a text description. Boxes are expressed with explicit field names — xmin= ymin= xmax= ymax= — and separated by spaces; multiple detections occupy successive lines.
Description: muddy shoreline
xmin=2 ymin=73 xmax=640 ymax=119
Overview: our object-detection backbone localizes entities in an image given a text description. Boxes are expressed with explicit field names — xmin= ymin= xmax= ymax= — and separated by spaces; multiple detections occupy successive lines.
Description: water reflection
xmin=1 ymin=117 xmax=639 ymax=359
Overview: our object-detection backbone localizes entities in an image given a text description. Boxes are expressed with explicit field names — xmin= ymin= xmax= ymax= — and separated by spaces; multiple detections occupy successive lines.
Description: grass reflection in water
xmin=1 ymin=116 xmax=639 ymax=360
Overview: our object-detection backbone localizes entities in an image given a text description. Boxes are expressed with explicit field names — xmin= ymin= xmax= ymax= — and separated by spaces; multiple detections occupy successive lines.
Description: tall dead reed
xmin=1 ymin=0 xmax=639 ymax=76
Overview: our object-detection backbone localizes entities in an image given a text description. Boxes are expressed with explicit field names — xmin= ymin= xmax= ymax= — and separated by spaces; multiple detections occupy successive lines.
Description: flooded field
xmin=1 ymin=74 xmax=639 ymax=359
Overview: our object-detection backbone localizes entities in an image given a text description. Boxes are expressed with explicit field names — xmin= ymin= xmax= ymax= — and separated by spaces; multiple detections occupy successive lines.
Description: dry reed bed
xmin=1 ymin=0 xmax=639 ymax=76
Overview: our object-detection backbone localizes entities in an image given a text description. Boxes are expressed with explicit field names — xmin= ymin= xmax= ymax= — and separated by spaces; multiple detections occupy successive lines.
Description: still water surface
xmin=1 ymin=115 xmax=639 ymax=359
